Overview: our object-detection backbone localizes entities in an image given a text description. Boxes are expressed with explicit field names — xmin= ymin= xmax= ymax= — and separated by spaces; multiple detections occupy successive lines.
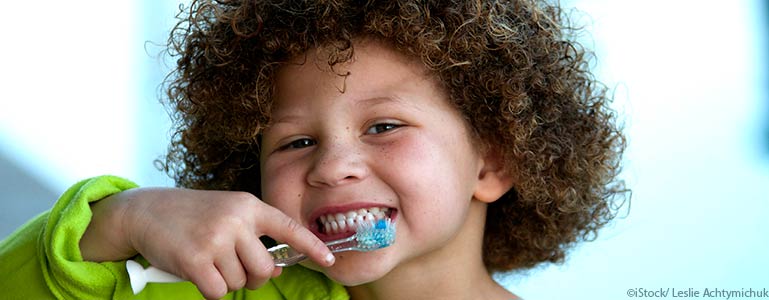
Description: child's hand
xmin=80 ymin=187 xmax=334 ymax=299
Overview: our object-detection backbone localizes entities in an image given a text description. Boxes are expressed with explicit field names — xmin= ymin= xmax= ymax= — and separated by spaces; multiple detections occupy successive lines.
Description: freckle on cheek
xmin=378 ymin=146 xmax=390 ymax=159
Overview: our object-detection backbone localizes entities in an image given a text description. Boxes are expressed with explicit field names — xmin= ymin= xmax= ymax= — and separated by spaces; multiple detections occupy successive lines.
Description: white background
xmin=1 ymin=1 xmax=766 ymax=299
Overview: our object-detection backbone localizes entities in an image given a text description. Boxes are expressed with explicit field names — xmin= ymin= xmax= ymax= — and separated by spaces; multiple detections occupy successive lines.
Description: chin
xmin=302 ymin=250 xmax=395 ymax=285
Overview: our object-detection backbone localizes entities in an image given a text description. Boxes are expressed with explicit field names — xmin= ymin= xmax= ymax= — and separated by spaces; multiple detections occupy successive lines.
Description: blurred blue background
xmin=0 ymin=1 xmax=766 ymax=299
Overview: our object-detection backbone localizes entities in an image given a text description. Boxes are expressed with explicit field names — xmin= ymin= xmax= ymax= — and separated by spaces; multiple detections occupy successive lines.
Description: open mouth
xmin=316 ymin=207 xmax=395 ymax=236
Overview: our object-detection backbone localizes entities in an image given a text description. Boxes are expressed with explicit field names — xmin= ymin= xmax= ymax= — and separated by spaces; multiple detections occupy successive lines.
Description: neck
xmin=345 ymin=201 xmax=517 ymax=300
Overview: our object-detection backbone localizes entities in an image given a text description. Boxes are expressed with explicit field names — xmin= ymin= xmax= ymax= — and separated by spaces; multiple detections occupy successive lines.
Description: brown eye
xmin=366 ymin=123 xmax=401 ymax=135
xmin=280 ymin=138 xmax=317 ymax=150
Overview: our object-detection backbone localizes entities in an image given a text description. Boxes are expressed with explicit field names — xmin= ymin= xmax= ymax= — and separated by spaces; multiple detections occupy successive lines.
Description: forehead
xmin=281 ymin=39 xmax=420 ymax=75
xmin=271 ymin=40 xmax=436 ymax=111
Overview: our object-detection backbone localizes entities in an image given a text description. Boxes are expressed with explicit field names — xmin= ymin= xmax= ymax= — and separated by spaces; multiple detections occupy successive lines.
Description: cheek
xmin=382 ymin=129 xmax=477 ymax=193
xmin=377 ymin=135 xmax=440 ymax=192
xmin=378 ymin=133 xmax=474 ymax=225
xmin=260 ymin=159 xmax=306 ymax=215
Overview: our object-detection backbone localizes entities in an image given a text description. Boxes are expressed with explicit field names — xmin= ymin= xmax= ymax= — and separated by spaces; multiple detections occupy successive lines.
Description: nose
xmin=306 ymin=139 xmax=369 ymax=188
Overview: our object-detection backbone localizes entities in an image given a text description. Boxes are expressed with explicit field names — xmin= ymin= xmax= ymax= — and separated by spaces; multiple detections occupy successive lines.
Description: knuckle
xmin=195 ymin=272 xmax=227 ymax=300
xmin=199 ymin=229 xmax=229 ymax=251
xmin=245 ymin=252 xmax=275 ymax=281
xmin=230 ymin=191 xmax=258 ymax=207
xmin=284 ymin=217 xmax=303 ymax=235
xmin=182 ymin=249 xmax=213 ymax=272
xmin=216 ymin=215 xmax=247 ymax=232
xmin=203 ymin=285 xmax=227 ymax=300
xmin=228 ymin=276 xmax=246 ymax=291
xmin=209 ymin=192 xmax=258 ymax=230
xmin=254 ymin=259 xmax=275 ymax=278
xmin=309 ymin=236 xmax=326 ymax=252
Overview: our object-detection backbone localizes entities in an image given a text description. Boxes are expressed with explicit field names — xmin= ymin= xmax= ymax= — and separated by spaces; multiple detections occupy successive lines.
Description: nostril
xmin=306 ymin=148 xmax=369 ymax=187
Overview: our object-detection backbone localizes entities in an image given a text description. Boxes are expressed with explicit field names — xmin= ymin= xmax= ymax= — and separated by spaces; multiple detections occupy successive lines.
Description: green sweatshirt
xmin=0 ymin=176 xmax=349 ymax=300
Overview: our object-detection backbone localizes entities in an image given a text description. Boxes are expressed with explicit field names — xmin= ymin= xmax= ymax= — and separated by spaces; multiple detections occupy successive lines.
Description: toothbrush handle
xmin=128 ymin=237 xmax=360 ymax=293
xmin=127 ymin=244 xmax=309 ymax=290
xmin=268 ymin=243 xmax=307 ymax=267
xmin=143 ymin=265 xmax=184 ymax=283
xmin=126 ymin=260 xmax=184 ymax=294
xmin=268 ymin=236 xmax=356 ymax=267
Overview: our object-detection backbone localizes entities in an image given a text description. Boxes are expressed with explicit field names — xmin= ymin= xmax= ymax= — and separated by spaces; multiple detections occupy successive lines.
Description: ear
xmin=473 ymin=150 xmax=515 ymax=203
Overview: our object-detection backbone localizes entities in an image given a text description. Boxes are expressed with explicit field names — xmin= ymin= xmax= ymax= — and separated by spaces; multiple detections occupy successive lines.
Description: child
xmin=0 ymin=0 xmax=626 ymax=299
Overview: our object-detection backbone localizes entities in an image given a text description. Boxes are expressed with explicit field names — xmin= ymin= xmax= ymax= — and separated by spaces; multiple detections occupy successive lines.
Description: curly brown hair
xmin=161 ymin=0 xmax=628 ymax=272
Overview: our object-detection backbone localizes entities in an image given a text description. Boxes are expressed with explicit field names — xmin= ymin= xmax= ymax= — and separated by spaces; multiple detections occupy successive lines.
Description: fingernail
xmin=325 ymin=253 xmax=335 ymax=265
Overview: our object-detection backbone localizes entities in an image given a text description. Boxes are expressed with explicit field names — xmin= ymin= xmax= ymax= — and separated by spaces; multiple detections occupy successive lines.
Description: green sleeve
xmin=0 ymin=176 xmax=139 ymax=299
xmin=0 ymin=175 xmax=347 ymax=300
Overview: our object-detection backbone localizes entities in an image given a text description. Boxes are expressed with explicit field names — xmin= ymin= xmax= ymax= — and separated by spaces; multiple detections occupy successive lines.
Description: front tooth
xmin=357 ymin=209 xmax=368 ymax=215
xmin=346 ymin=211 xmax=358 ymax=218
xmin=364 ymin=213 xmax=375 ymax=222
xmin=324 ymin=221 xmax=331 ymax=233
xmin=339 ymin=219 xmax=347 ymax=231
xmin=331 ymin=220 xmax=339 ymax=233
xmin=335 ymin=213 xmax=345 ymax=222
xmin=347 ymin=218 xmax=355 ymax=227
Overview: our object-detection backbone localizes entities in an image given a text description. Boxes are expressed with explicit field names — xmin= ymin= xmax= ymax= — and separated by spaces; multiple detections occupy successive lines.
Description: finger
xmin=185 ymin=263 xmax=228 ymax=300
xmin=214 ymin=254 xmax=247 ymax=291
xmin=236 ymin=234 xmax=275 ymax=290
xmin=257 ymin=206 xmax=335 ymax=267
xmin=271 ymin=266 xmax=283 ymax=278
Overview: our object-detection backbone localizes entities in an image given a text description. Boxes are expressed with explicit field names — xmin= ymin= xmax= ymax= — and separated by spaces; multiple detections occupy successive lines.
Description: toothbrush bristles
xmin=354 ymin=218 xmax=396 ymax=251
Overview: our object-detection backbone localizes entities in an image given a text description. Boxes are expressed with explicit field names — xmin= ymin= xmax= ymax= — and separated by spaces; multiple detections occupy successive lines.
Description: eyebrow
xmin=269 ymin=114 xmax=303 ymax=127
xmin=270 ymin=95 xmax=421 ymax=126
xmin=356 ymin=96 xmax=400 ymax=106
xmin=356 ymin=95 xmax=423 ymax=112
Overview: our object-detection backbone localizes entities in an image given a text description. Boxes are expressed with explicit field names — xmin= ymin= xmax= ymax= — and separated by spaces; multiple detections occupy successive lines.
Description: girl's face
xmin=260 ymin=40 xmax=490 ymax=285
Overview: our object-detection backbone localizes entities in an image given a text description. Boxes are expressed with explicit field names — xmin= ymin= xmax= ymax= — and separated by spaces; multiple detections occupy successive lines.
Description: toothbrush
xmin=127 ymin=218 xmax=396 ymax=294
xmin=271 ymin=218 xmax=396 ymax=266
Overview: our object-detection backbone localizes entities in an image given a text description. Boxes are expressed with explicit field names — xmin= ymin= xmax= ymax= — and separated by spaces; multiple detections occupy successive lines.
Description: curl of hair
xmin=161 ymin=0 xmax=628 ymax=271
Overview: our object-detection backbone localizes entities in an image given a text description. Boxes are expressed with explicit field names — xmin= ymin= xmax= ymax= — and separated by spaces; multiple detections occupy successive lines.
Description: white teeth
xmin=318 ymin=207 xmax=391 ymax=234
xmin=331 ymin=221 xmax=339 ymax=232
